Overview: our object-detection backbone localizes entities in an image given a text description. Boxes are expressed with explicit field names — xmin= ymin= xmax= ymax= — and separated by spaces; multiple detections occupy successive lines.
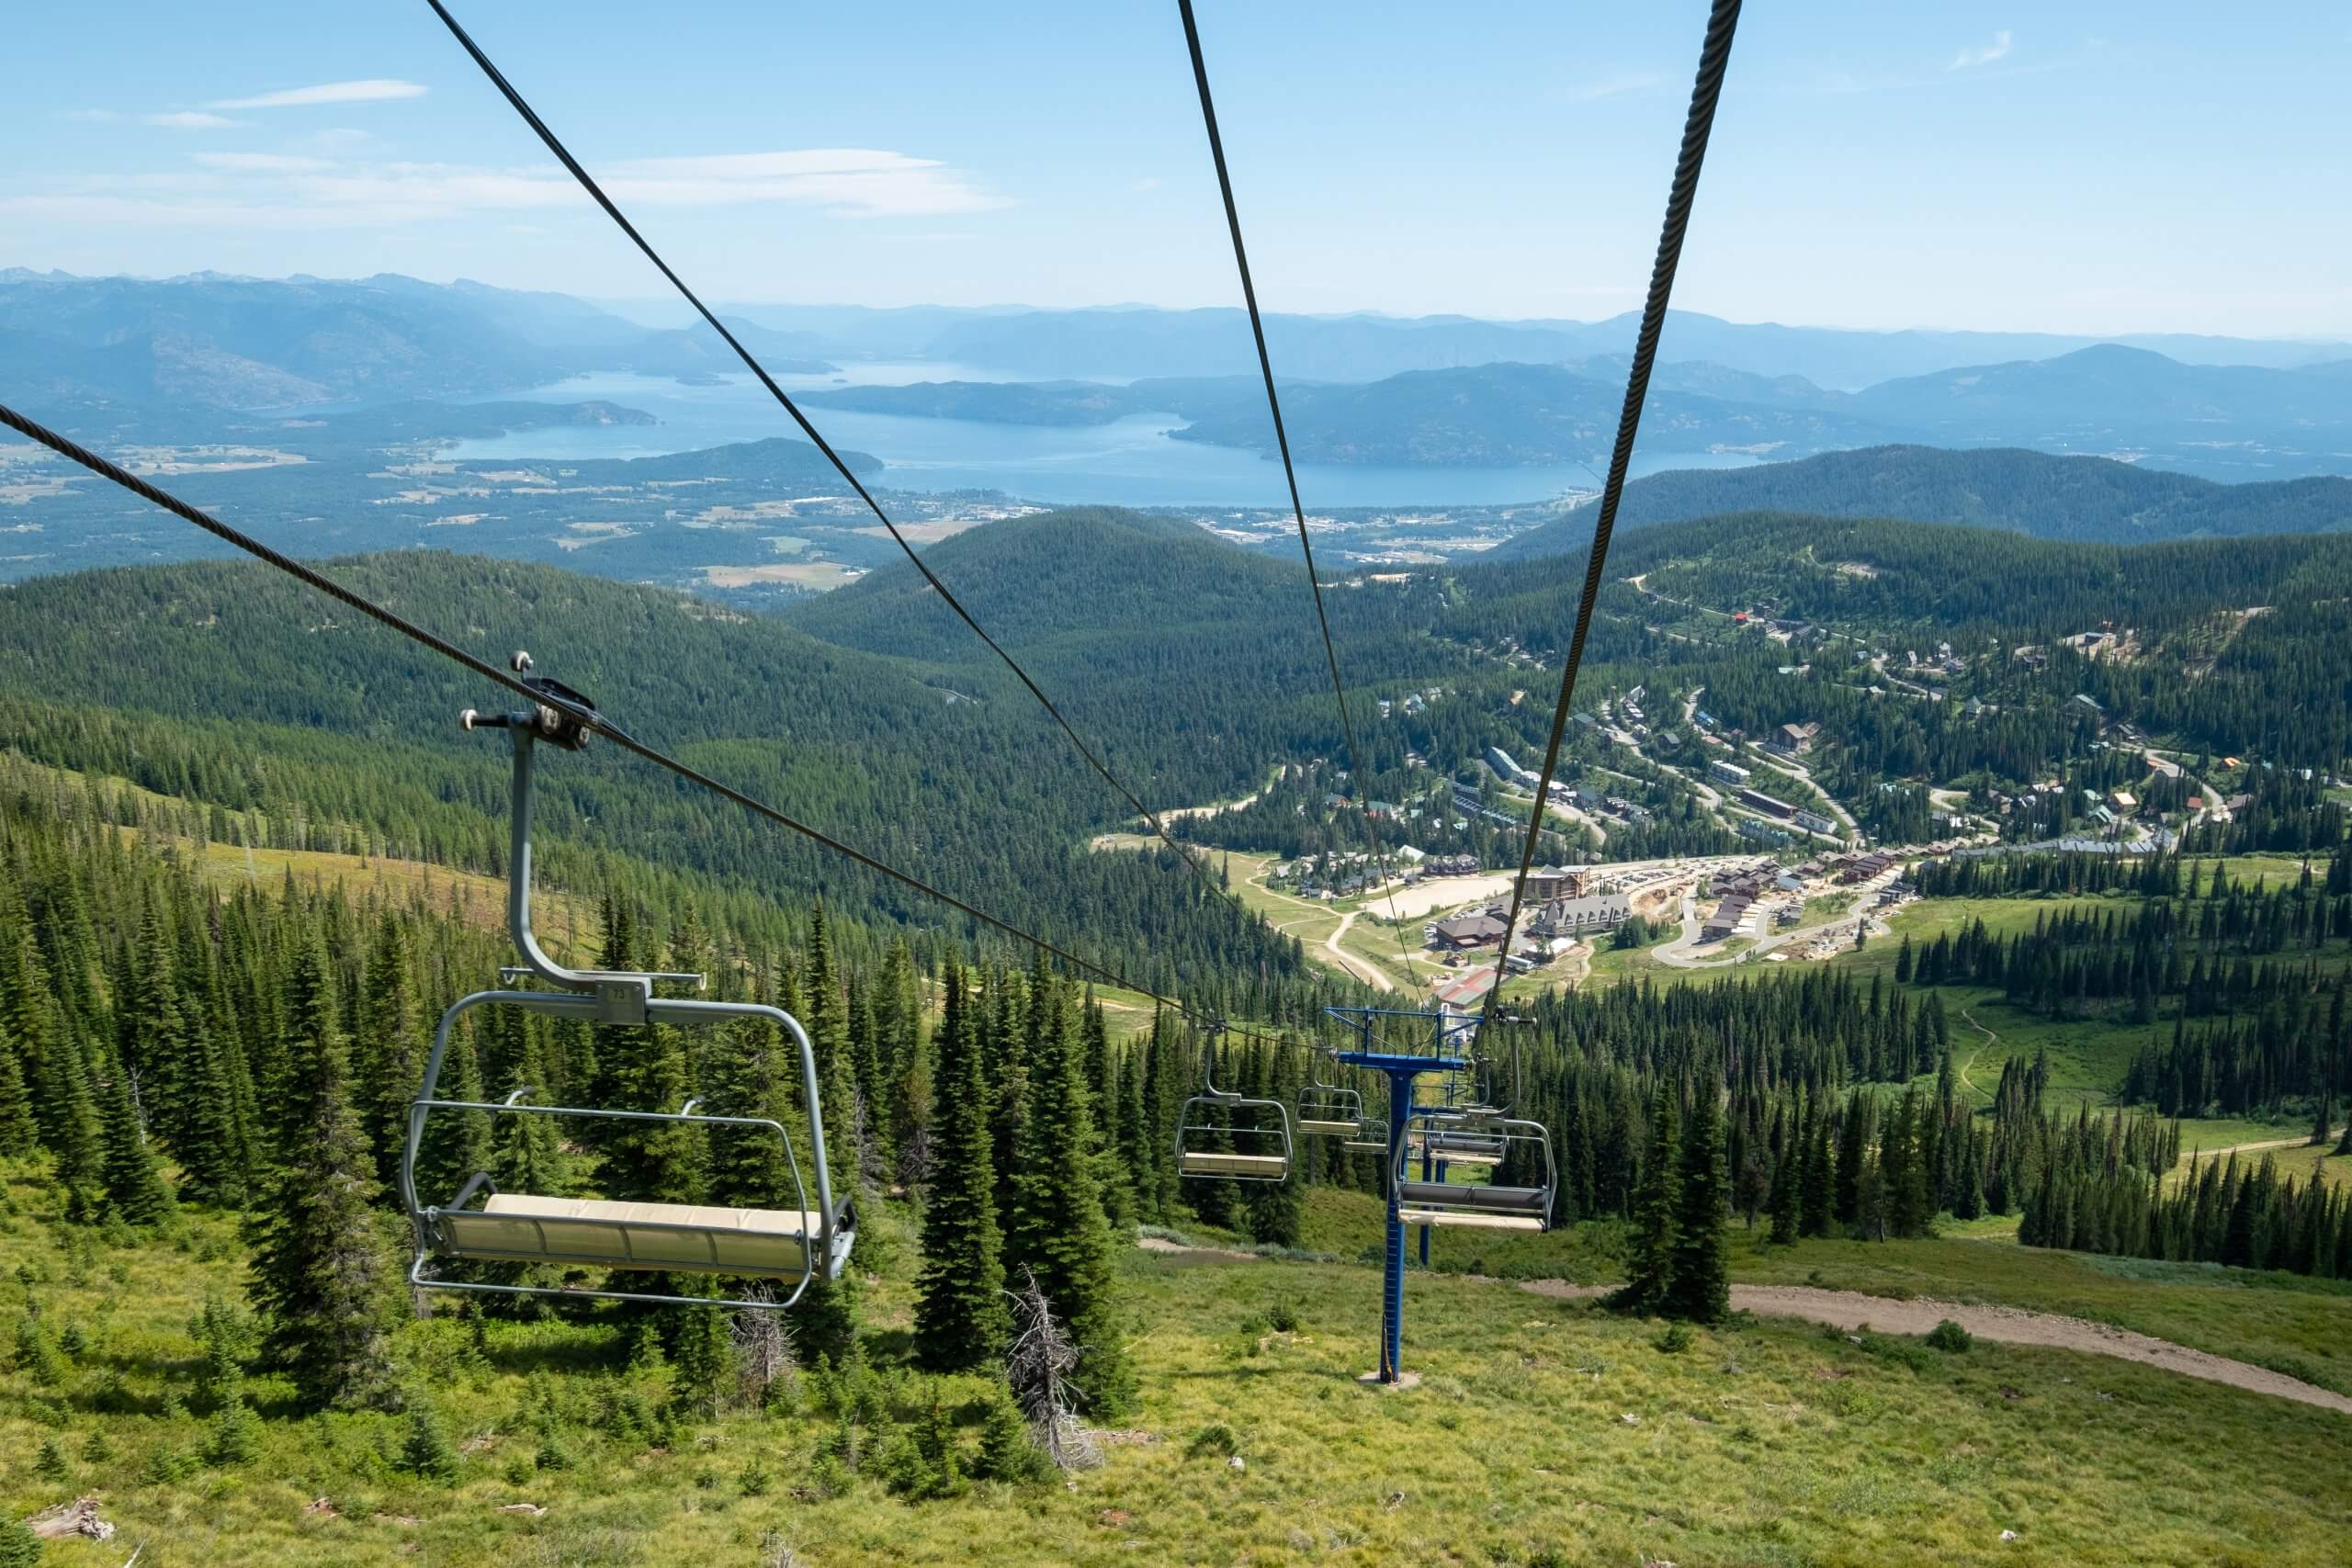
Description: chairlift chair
xmin=1390 ymin=1113 xmax=1555 ymax=1233
xmin=400 ymin=657 xmax=855 ymax=1312
xmin=1174 ymin=1041 xmax=1293 ymax=1181
xmin=1296 ymin=1053 xmax=1366 ymax=1138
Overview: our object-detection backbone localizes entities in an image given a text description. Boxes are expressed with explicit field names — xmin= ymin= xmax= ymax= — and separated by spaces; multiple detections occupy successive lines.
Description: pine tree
xmin=1834 ymin=1091 xmax=1871 ymax=1229
xmin=95 ymin=1049 xmax=174 ymax=1225
xmin=1238 ymin=1041 xmax=1300 ymax=1247
xmin=0 ymin=1014 xmax=36 ymax=1159
xmin=667 ymin=1304 xmax=733 ymax=1422
xmin=1616 ymin=1084 xmax=1682 ymax=1315
xmin=704 ymin=1015 xmax=793 ymax=1210
xmin=1003 ymin=968 xmax=1136 ymax=1417
xmin=1766 ymin=1136 xmax=1800 ymax=1245
xmin=1800 ymin=1102 xmax=1835 ymax=1238
xmin=356 ymin=915 xmax=422 ymax=1187
xmin=243 ymin=934 xmax=397 ymax=1411
xmin=1079 ymin=998 xmax=1136 ymax=1234
xmin=913 ymin=962 xmax=1009 ymax=1371
xmin=1668 ymin=1080 xmax=1731 ymax=1324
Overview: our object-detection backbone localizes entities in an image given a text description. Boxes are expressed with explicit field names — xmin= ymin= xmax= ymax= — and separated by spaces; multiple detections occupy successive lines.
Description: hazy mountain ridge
xmin=1488 ymin=446 xmax=2352 ymax=559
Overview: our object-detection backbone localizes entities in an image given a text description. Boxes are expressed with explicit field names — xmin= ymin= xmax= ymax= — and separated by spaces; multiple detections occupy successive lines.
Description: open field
xmin=5 ymin=1179 xmax=2349 ymax=1567
xmin=697 ymin=561 xmax=861 ymax=590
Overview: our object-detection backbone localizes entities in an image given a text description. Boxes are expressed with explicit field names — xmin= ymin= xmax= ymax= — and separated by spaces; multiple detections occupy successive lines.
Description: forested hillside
xmin=0 ymin=550 xmax=1320 ymax=1007
xmin=1490 ymin=446 xmax=2352 ymax=559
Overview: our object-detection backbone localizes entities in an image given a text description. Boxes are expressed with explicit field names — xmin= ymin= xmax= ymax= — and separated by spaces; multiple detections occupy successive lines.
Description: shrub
xmin=1187 ymin=1423 xmax=1240 ymax=1459
xmin=1653 ymin=1323 xmax=1696 ymax=1355
xmin=972 ymin=1389 xmax=1050 ymax=1484
xmin=1926 ymin=1319 xmax=1973 ymax=1354
xmin=503 ymin=1455 xmax=536 ymax=1487
xmin=804 ymin=1450 xmax=851 ymax=1500
xmin=1266 ymin=1300 xmax=1301 ymax=1334
xmin=0 ymin=1521 xmax=40 ymax=1568
xmin=81 ymin=1431 xmax=113 ymax=1464
xmin=739 ymin=1458 xmax=774 ymax=1497
xmin=398 ymin=1401 xmax=461 ymax=1482
xmin=12 ymin=1316 xmax=65 ymax=1386
xmin=534 ymin=1438 xmax=576 ymax=1472
xmin=205 ymin=1395 xmax=262 ymax=1466
xmin=35 ymin=1436 xmax=70 ymax=1480
xmin=140 ymin=1446 xmax=198 ymax=1485
xmin=57 ymin=1321 xmax=90 ymax=1359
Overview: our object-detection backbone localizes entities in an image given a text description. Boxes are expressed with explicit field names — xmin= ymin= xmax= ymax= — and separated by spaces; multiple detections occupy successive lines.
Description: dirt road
xmin=1518 ymin=1280 xmax=2352 ymax=1416
xmin=1324 ymin=907 xmax=1395 ymax=992
xmin=1134 ymin=1236 xmax=2352 ymax=1414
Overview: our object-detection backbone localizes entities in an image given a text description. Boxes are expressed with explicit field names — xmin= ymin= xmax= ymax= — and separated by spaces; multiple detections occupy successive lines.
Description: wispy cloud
xmin=1566 ymin=69 xmax=1665 ymax=104
xmin=206 ymin=79 xmax=428 ymax=110
xmin=1950 ymin=30 xmax=2014 ymax=70
xmin=190 ymin=152 xmax=333 ymax=174
xmin=145 ymin=111 xmax=245 ymax=130
xmin=2 ymin=147 xmax=1004 ymax=230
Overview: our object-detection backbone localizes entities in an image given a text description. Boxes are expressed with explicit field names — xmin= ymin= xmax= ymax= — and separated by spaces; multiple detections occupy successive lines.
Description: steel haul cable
xmin=424 ymin=0 xmax=1228 ymax=894
xmin=0 ymin=398 xmax=1283 ymax=1049
xmin=1175 ymin=0 xmax=1427 ymax=990
xmin=1479 ymin=0 xmax=1747 ymax=1033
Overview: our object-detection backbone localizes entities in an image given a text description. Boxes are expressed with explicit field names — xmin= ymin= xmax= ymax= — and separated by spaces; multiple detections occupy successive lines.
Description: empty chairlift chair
xmin=1406 ymin=1123 xmax=1507 ymax=1168
xmin=1391 ymin=1115 xmax=1555 ymax=1233
xmin=1296 ymin=1060 xmax=1366 ymax=1139
xmin=400 ymin=657 xmax=854 ymax=1312
xmin=1175 ymin=1053 xmax=1294 ymax=1182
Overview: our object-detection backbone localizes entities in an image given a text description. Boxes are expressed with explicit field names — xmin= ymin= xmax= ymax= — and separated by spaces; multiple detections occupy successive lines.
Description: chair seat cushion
xmin=435 ymin=1193 xmax=821 ymax=1278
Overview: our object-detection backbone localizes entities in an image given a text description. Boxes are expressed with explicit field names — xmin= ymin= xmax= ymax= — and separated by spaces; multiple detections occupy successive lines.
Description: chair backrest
xmin=1389 ymin=1114 xmax=1555 ymax=1230
xmin=1174 ymin=1091 xmax=1294 ymax=1182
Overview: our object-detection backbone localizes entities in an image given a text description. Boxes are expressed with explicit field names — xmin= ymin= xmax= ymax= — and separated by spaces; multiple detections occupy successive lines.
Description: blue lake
xmin=440 ymin=372 xmax=1764 ymax=509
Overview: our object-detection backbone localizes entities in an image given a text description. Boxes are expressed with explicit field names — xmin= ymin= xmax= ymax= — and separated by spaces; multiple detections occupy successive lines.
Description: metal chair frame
xmin=1389 ymin=1111 xmax=1556 ymax=1231
xmin=1173 ymin=1046 xmax=1294 ymax=1183
xmin=399 ymin=660 xmax=853 ymax=1313
xmin=1296 ymin=1052 xmax=1367 ymax=1138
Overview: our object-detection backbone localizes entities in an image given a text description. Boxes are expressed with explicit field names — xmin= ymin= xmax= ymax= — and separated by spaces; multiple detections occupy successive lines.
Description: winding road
xmin=1136 ymin=1236 xmax=2351 ymax=1414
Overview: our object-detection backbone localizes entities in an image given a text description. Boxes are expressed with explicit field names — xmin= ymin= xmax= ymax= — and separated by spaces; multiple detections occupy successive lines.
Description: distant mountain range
xmin=0 ymin=270 xmax=832 ymax=422
xmin=1487 ymin=446 xmax=2352 ymax=558
xmin=9 ymin=270 xmax=2352 ymax=486
xmin=803 ymin=346 xmax=2352 ymax=480
xmin=741 ymin=299 xmax=2352 ymax=389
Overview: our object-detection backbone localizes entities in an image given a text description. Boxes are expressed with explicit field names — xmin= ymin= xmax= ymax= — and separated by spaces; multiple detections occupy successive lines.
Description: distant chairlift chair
xmin=400 ymin=655 xmax=855 ymax=1312
xmin=1296 ymin=1055 xmax=1367 ymax=1139
xmin=1391 ymin=1113 xmax=1555 ymax=1233
xmin=1175 ymin=1047 xmax=1294 ymax=1182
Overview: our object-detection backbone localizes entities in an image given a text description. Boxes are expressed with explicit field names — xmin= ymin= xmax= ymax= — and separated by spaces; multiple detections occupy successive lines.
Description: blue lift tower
xmin=1327 ymin=1003 xmax=1476 ymax=1384
xmin=1329 ymin=1002 xmax=1558 ymax=1384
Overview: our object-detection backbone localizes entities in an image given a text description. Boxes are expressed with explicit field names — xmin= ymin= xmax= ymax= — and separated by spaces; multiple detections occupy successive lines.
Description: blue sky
xmin=7 ymin=1 xmax=2350 ymax=337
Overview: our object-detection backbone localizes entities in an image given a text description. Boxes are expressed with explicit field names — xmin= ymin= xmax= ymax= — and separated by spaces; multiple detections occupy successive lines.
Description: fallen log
xmin=28 ymin=1496 xmax=116 ymax=1541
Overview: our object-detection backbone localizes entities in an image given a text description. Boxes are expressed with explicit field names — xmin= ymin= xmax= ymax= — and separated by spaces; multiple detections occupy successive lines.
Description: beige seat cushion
xmin=1396 ymin=1207 xmax=1544 ymax=1233
xmin=437 ymin=1194 xmax=820 ymax=1279
xmin=1298 ymin=1119 xmax=1361 ymax=1137
xmin=1179 ymin=1151 xmax=1289 ymax=1179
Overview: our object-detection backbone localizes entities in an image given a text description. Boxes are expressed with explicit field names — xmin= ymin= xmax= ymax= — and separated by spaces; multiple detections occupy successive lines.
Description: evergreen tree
xmin=1834 ymin=1092 xmax=1871 ymax=1229
xmin=243 ymin=934 xmax=397 ymax=1411
xmin=1800 ymin=1102 xmax=1835 ymax=1238
xmin=1238 ymin=1040 xmax=1301 ymax=1247
xmin=1003 ymin=968 xmax=1136 ymax=1417
xmin=1668 ymin=1081 xmax=1731 ymax=1324
xmin=356 ymin=915 xmax=422 ymax=1188
xmin=1616 ymin=1083 xmax=1682 ymax=1315
xmin=0 ymin=1015 xmax=37 ymax=1159
xmin=913 ymin=962 xmax=1009 ymax=1371
xmin=95 ymin=1049 xmax=174 ymax=1225
xmin=1766 ymin=1134 xmax=1800 ymax=1245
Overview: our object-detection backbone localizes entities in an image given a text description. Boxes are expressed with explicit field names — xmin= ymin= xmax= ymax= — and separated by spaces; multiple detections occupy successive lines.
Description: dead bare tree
xmin=1004 ymin=1267 xmax=1100 ymax=1472
xmin=729 ymin=1289 xmax=797 ymax=1412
